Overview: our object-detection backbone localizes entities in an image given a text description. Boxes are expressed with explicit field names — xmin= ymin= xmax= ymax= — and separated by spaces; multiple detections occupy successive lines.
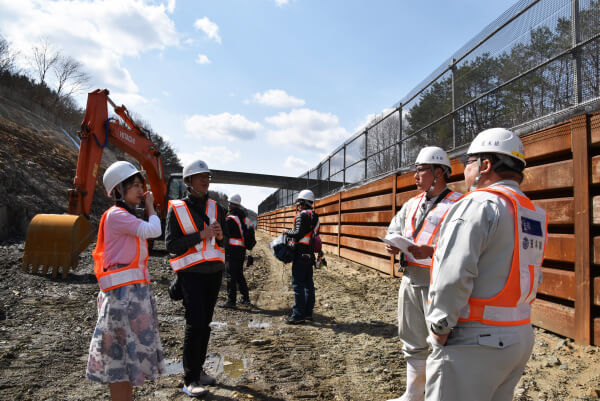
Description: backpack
xmin=244 ymin=225 xmax=257 ymax=250
xmin=270 ymin=234 xmax=295 ymax=264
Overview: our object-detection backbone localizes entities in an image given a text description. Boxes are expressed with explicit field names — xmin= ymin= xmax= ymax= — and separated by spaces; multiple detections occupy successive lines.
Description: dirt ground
xmin=0 ymin=232 xmax=599 ymax=401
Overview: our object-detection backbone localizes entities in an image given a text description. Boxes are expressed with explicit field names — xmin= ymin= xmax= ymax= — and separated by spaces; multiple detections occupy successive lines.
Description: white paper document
xmin=378 ymin=232 xmax=417 ymax=254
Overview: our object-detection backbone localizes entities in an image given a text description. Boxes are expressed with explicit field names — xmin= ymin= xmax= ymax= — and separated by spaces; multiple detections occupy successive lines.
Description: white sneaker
xmin=182 ymin=382 xmax=207 ymax=397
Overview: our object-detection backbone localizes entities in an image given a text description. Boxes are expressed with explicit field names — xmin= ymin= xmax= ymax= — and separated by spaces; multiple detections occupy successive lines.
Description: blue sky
xmin=0 ymin=0 xmax=519 ymax=212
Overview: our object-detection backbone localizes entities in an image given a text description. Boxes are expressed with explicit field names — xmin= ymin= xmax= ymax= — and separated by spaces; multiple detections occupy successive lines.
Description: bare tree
xmin=30 ymin=38 xmax=59 ymax=86
xmin=0 ymin=36 xmax=18 ymax=73
xmin=53 ymin=55 xmax=90 ymax=101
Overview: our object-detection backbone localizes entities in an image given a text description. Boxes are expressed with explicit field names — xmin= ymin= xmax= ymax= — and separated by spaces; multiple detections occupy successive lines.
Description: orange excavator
xmin=22 ymin=89 xmax=185 ymax=278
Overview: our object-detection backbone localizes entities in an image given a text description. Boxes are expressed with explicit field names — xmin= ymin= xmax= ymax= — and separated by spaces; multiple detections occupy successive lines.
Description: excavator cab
xmin=167 ymin=173 xmax=186 ymax=202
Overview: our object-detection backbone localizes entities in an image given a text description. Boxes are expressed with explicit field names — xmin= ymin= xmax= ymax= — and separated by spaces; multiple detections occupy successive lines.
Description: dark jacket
xmin=284 ymin=209 xmax=318 ymax=254
xmin=225 ymin=206 xmax=248 ymax=256
xmin=165 ymin=194 xmax=227 ymax=274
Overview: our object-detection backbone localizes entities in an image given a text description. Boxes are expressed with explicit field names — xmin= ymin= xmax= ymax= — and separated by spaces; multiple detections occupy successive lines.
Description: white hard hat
xmin=467 ymin=128 xmax=526 ymax=166
xmin=183 ymin=159 xmax=210 ymax=179
xmin=103 ymin=161 xmax=142 ymax=196
xmin=415 ymin=146 xmax=451 ymax=168
xmin=297 ymin=189 xmax=315 ymax=204
xmin=229 ymin=194 xmax=242 ymax=206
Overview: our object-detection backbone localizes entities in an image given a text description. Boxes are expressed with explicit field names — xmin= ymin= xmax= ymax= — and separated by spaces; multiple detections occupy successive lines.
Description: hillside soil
xmin=1 ymin=232 xmax=600 ymax=401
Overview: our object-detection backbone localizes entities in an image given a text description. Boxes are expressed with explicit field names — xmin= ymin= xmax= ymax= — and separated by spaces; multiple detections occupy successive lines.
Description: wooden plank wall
xmin=258 ymin=112 xmax=600 ymax=345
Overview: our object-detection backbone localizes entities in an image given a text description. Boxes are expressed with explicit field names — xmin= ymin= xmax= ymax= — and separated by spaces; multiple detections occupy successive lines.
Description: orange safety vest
xmin=168 ymin=199 xmax=225 ymax=272
xmin=403 ymin=191 xmax=462 ymax=268
xmin=458 ymin=185 xmax=547 ymax=326
xmin=227 ymin=215 xmax=251 ymax=247
xmin=295 ymin=209 xmax=319 ymax=245
xmin=92 ymin=206 xmax=150 ymax=291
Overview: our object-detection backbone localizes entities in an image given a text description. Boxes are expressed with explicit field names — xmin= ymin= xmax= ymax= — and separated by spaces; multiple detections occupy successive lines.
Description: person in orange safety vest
xmin=165 ymin=159 xmax=226 ymax=398
xmin=425 ymin=128 xmax=547 ymax=401
xmin=385 ymin=147 xmax=461 ymax=401
xmin=86 ymin=161 xmax=164 ymax=401
xmin=218 ymin=193 xmax=252 ymax=309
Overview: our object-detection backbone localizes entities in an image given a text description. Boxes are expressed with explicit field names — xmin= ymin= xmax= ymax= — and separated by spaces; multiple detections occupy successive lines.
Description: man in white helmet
xmin=165 ymin=159 xmax=226 ymax=397
xmin=385 ymin=146 xmax=462 ymax=401
xmin=218 ymin=194 xmax=252 ymax=308
xmin=425 ymin=128 xmax=547 ymax=401
xmin=282 ymin=189 xmax=320 ymax=324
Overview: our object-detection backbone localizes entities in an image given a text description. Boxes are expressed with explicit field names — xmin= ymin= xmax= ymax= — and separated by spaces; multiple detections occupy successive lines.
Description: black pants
xmin=225 ymin=250 xmax=249 ymax=303
xmin=291 ymin=255 xmax=315 ymax=319
xmin=179 ymin=270 xmax=222 ymax=385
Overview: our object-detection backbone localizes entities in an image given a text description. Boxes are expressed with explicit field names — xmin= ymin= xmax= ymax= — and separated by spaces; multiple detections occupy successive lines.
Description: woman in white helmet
xmin=425 ymin=128 xmax=546 ymax=401
xmin=165 ymin=159 xmax=226 ymax=397
xmin=385 ymin=146 xmax=462 ymax=401
xmin=86 ymin=161 xmax=164 ymax=401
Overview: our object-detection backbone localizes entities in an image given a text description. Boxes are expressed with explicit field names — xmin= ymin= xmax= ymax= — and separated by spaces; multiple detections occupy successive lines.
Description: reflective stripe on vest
xmin=168 ymin=199 xmax=225 ymax=272
xmin=92 ymin=206 xmax=149 ymax=291
xmin=458 ymin=185 xmax=547 ymax=326
xmin=227 ymin=215 xmax=245 ymax=247
xmin=403 ymin=191 xmax=462 ymax=268
xmin=296 ymin=209 xmax=319 ymax=245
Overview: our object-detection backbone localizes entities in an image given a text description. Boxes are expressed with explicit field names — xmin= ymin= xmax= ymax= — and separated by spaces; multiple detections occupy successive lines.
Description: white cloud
xmin=184 ymin=113 xmax=263 ymax=142
xmin=0 ymin=0 xmax=179 ymax=103
xmin=167 ymin=0 xmax=176 ymax=13
xmin=194 ymin=17 xmax=222 ymax=44
xmin=195 ymin=53 xmax=211 ymax=64
xmin=283 ymin=155 xmax=311 ymax=171
xmin=252 ymin=89 xmax=305 ymax=108
xmin=275 ymin=0 xmax=290 ymax=6
xmin=179 ymin=147 xmax=241 ymax=168
xmin=265 ymin=108 xmax=349 ymax=152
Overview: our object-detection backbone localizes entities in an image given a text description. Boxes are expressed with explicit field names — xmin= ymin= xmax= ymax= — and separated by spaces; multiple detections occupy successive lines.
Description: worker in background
xmin=282 ymin=189 xmax=319 ymax=324
xmin=425 ymin=128 xmax=547 ymax=401
xmin=385 ymin=147 xmax=462 ymax=401
xmin=165 ymin=159 xmax=226 ymax=398
xmin=86 ymin=161 xmax=164 ymax=401
xmin=218 ymin=193 xmax=252 ymax=308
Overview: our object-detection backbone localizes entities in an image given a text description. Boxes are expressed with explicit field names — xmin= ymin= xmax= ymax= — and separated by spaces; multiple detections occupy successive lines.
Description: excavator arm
xmin=23 ymin=89 xmax=168 ymax=277
xmin=69 ymin=89 xmax=167 ymax=218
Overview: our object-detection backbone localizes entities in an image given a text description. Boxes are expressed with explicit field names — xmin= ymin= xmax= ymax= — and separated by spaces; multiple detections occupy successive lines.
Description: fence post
xmin=390 ymin=173 xmax=397 ymax=277
xmin=337 ymin=191 xmax=342 ymax=257
xmin=450 ymin=58 xmax=457 ymax=149
xmin=397 ymin=105 xmax=403 ymax=169
xmin=571 ymin=114 xmax=591 ymax=345
xmin=364 ymin=130 xmax=368 ymax=180
xmin=571 ymin=0 xmax=582 ymax=106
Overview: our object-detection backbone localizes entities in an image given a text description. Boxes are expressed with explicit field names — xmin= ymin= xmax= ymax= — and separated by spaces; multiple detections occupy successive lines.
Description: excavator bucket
xmin=22 ymin=214 xmax=94 ymax=278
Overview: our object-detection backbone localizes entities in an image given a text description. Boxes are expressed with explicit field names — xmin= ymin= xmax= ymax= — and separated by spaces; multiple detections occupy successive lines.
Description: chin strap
xmin=186 ymin=185 xmax=206 ymax=197
xmin=426 ymin=166 xmax=439 ymax=197
xmin=470 ymin=157 xmax=483 ymax=191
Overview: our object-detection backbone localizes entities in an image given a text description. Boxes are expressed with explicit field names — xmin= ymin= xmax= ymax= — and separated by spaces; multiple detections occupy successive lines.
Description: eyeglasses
xmin=463 ymin=158 xmax=478 ymax=167
xmin=197 ymin=174 xmax=212 ymax=181
xmin=414 ymin=166 xmax=430 ymax=174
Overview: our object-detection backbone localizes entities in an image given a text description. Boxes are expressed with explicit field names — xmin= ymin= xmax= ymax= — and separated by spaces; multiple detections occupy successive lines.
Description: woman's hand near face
xmin=144 ymin=192 xmax=156 ymax=215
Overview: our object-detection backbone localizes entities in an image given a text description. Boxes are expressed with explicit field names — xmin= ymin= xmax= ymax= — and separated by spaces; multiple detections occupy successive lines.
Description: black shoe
xmin=237 ymin=297 xmax=251 ymax=306
xmin=218 ymin=301 xmax=236 ymax=309
xmin=304 ymin=315 xmax=313 ymax=322
xmin=284 ymin=316 xmax=305 ymax=325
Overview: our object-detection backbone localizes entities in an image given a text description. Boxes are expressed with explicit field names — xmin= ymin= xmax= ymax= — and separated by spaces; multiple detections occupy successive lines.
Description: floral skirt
xmin=86 ymin=283 xmax=165 ymax=386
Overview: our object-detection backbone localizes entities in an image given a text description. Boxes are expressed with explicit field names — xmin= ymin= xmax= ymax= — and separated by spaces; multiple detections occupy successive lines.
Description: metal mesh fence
xmin=258 ymin=0 xmax=600 ymax=215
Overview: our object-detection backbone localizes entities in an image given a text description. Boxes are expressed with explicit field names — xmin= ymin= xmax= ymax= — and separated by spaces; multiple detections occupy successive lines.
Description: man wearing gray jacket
xmin=426 ymin=128 xmax=547 ymax=401
xmin=386 ymin=146 xmax=462 ymax=401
